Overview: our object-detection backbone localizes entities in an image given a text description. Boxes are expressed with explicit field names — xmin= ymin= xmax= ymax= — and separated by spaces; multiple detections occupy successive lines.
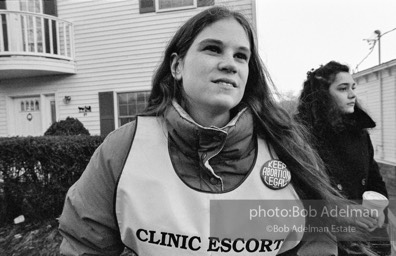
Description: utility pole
xmin=374 ymin=30 xmax=381 ymax=64
xmin=356 ymin=27 xmax=396 ymax=71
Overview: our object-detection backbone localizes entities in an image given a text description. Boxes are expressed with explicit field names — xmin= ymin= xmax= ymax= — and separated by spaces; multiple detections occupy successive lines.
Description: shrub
xmin=44 ymin=117 xmax=90 ymax=136
xmin=0 ymin=135 xmax=104 ymax=226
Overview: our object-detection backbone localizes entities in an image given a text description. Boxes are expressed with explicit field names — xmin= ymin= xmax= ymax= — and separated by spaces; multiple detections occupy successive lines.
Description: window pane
xmin=27 ymin=16 xmax=35 ymax=52
xmin=137 ymin=103 xmax=146 ymax=113
xmin=50 ymin=100 xmax=56 ymax=124
xmin=119 ymin=105 xmax=128 ymax=116
xmin=128 ymin=104 xmax=136 ymax=115
xmin=183 ymin=0 xmax=194 ymax=5
xmin=120 ymin=118 xmax=127 ymax=126
xmin=36 ymin=17 xmax=43 ymax=52
xmin=127 ymin=92 xmax=136 ymax=103
xmin=34 ymin=0 xmax=41 ymax=13
xmin=137 ymin=92 xmax=146 ymax=102
xmin=120 ymin=117 xmax=135 ymax=126
xmin=159 ymin=0 xmax=172 ymax=8
xmin=21 ymin=0 xmax=42 ymax=13
xmin=28 ymin=0 xmax=35 ymax=12
xmin=118 ymin=93 xmax=128 ymax=104
xmin=159 ymin=0 xmax=194 ymax=9
xmin=20 ymin=0 xmax=27 ymax=11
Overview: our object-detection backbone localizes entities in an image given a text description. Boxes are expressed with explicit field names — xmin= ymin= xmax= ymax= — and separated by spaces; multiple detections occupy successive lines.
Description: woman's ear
xmin=170 ymin=53 xmax=183 ymax=81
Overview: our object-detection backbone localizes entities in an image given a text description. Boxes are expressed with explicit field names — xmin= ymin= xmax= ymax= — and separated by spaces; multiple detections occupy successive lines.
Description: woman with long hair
xmin=59 ymin=8 xmax=374 ymax=256
xmin=296 ymin=60 xmax=390 ymax=255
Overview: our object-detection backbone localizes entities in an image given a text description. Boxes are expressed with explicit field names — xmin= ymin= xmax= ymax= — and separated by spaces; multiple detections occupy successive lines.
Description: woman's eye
xmin=204 ymin=45 xmax=221 ymax=53
xmin=339 ymin=87 xmax=347 ymax=91
xmin=235 ymin=53 xmax=248 ymax=61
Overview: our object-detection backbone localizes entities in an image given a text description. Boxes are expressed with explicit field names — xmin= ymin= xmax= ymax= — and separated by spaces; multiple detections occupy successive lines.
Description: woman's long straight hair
xmin=143 ymin=8 xmax=375 ymax=253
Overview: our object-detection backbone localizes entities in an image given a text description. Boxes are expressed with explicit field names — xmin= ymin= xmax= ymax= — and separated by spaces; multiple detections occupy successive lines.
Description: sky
xmin=256 ymin=0 xmax=396 ymax=96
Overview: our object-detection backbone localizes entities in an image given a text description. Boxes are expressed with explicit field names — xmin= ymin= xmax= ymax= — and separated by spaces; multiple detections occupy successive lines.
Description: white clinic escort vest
xmin=115 ymin=117 xmax=305 ymax=256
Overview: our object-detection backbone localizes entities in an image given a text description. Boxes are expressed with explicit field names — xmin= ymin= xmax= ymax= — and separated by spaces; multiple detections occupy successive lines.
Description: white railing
xmin=0 ymin=10 xmax=74 ymax=61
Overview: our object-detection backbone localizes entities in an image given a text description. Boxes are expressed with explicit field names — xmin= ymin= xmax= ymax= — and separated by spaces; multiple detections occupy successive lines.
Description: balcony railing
xmin=0 ymin=10 xmax=74 ymax=61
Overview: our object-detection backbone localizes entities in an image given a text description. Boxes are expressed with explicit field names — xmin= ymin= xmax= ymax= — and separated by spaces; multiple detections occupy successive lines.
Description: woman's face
xmin=328 ymin=72 xmax=357 ymax=114
xmin=172 ymin=18 xmax=250 ymax=126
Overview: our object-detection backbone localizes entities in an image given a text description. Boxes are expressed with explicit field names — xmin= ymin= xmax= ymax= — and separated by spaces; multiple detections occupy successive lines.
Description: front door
xmin=14 ymin=96 xmax=42 ymax=136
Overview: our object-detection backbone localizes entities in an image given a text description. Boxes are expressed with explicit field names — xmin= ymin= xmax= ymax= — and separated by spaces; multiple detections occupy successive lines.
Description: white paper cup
xmin=362 ymin=191 xmax=388 ymax=219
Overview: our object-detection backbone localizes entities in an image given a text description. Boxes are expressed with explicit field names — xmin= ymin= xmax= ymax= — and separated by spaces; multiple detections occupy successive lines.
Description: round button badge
xmin=260 ymin=160 xmax=291 ymax=190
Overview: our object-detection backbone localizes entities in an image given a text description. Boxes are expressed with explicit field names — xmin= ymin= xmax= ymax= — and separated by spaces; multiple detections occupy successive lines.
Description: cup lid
xmin=363 ymin=191 xmax=388 ymax=201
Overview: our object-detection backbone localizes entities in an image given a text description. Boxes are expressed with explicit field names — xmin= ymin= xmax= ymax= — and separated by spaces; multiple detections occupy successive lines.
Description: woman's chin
xmin=342 ymin=107 xmax=355 ymax=114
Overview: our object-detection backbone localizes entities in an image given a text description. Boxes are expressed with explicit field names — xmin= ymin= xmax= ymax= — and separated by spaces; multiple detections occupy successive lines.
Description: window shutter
xmin=43 ymin=1 xmax=58 ymax=54
xmin=1 ymin=0 xmax=7 ymax=50
xmin=197 ymin=0 xmax=214 ymax=7
xmin=139 ymin=0 xmax=155 ymax=13
xmin=99 ymin=92 xmax=115 ymax=136
xmin=43 ymin=0 xmax=58 ymax=16
xmin=0 ymin=0 xmax=6 ymax=9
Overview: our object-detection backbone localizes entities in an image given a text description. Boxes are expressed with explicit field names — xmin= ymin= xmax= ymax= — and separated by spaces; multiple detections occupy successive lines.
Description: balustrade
xmin=0 ymin=10 xmax=74 ymax=61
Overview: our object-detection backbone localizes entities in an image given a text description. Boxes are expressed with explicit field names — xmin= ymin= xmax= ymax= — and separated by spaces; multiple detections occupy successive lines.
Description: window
xmin=0 ymin=0 xmax=6 ymax=9
xmin=19 ymin=0 xmax=42 ymax=13
xmin=18 ymin=0 xmax=58 ymax=54
xmin=20 ymin=99 xmax=40 ymax=112
xmin=50 ymin=100 xmax=56 ymax=124
xmin=1 ymin=1 xmax=7 ymax=50
xmin=139 ymin=0 xmax=213 ymax=14
xmin=20 ymin=0 xmax=44 ymax=53
xmin=117 ymin=91 xmax=150 ymax=126
xmin=156 ymin=0 xmax=196 ymax=12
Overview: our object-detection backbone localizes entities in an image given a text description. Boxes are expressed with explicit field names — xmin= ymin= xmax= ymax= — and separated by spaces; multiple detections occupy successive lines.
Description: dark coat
xmin=312 ymin=109 xmax=390 ymax=256
xmin=313 ymin=108 xmax=388 ymax=201
xmin=293 ymin=108 xmax=390 ymax=256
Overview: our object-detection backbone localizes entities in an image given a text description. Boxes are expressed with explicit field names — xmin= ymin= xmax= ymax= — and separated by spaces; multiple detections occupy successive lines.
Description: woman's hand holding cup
xmin=351 ymin=204 xmax=378 ymax=232
xmin=361 ymin=191 xmax=389 ymax=230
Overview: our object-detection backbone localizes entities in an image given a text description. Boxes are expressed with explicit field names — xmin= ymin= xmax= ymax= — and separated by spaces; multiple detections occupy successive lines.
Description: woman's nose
xmin=218 ymin=54 xmax=237 ymax=73
xmin=348 ymin=89 xmax=356 ymax=99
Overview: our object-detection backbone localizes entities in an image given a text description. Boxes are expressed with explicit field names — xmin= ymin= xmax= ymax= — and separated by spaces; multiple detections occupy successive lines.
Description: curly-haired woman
xmin=296 ymin=60 xmax=391 ymax=256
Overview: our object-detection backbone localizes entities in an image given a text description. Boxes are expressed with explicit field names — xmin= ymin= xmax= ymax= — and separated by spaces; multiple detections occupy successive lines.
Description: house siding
xmin=354 ymin=60 xmax=396 ymax=164
xmin=0 ymin=0 xmax=255 ymax=136
xmin=0 ymin=95 xmax=6 ymax=136
xmin=383 ymin=73 xmax=396 ymax=162
xmin=356 ymin=74 xmax=382 ymax=155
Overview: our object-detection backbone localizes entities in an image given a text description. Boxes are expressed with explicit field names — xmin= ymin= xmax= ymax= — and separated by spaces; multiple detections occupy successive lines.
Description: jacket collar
xmin=164 ymin=101 xmax=255 ymax=161
xmin=351 ymin=107 xmax=376 ymax=129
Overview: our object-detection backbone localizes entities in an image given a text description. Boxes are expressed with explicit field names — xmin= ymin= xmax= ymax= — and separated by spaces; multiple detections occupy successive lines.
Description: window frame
xmin=155 ymin=0 xmax=197 ymax=13
xmin=19 ymin=0 xmax=43 ymax=14
xmin=116 ymin=90 xmax=151 ymax=128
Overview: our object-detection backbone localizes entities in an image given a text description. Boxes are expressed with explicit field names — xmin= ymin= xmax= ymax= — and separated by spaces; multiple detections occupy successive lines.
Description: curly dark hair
xmin=297 ymin=61 xmax=364 ymax=136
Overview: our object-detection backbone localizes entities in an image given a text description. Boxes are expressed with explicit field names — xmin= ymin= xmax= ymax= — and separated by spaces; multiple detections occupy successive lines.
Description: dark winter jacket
xmin=296 ymin=108 xmax=390 ymax=256
xmin=312 ymin=108 xmax=387 ymax=201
